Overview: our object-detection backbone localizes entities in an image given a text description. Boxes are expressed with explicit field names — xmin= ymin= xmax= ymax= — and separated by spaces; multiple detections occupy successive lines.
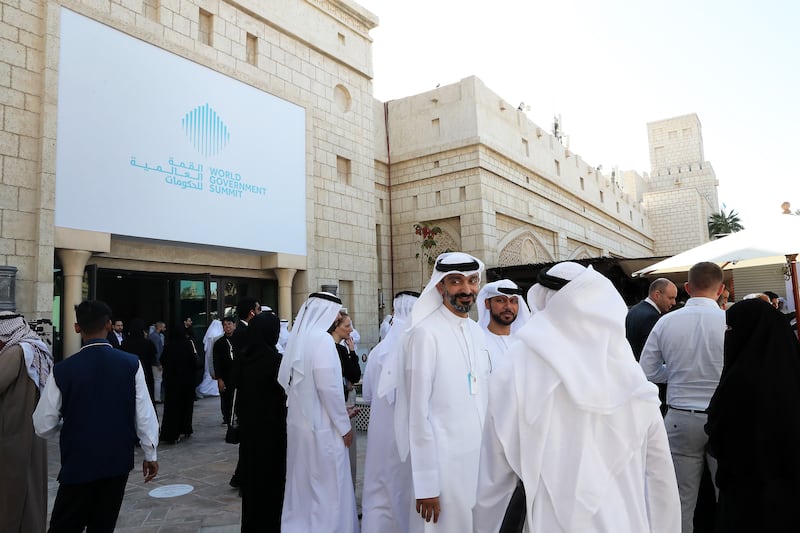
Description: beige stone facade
xmin=377 ymin=77 xmax=665 ymax=295
xmin=642 ymin=114 xmax=719 ymax=256
xmin=1 ymin=0 xmax=718 ymax=355
xmin=2 ymin=0 xmax=381 ymax=353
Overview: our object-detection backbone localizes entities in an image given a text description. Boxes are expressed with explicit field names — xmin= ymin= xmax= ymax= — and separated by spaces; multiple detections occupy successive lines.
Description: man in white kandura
xmin=476 ymin=279 xmax=531 ymax=532
xmin=476 ymin=279 xmax=531 ymax=361
xmin=360 ymin=290 xmax=420 ymax=533
xmin=474 ymin=262 xmax=681 ymax=533
xmin=397 ymin=251 xmax=491 ymax=532
xmin=277 ymin=292 xmax=358 ymax=533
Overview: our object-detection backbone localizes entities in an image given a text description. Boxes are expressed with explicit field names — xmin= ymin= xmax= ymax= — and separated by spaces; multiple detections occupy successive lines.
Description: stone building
xmin=0 ymin=0 xmax=717 ymax=357
xmin=376 ymin=80 xmax=718 ymax=296
xmin=2 ymin=0 xmax=380 ymax=356
xmin=377 ymin=77 xmax=655 ymax=296
xmin=643 ymin=114 xmax=719 ymax=256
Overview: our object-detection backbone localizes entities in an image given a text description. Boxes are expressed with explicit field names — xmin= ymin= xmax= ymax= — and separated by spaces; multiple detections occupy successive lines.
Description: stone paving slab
xmin=44 ymin=396 xmax=368 ymax=532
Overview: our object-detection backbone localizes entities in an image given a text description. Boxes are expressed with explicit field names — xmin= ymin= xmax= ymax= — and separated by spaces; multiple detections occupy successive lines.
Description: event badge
xmin=468 ymin=372 xmax=478 ymax=395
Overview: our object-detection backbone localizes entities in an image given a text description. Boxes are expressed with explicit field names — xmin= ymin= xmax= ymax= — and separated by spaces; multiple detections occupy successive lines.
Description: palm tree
xmin=708 ymin=208 xmax=744 ymax=238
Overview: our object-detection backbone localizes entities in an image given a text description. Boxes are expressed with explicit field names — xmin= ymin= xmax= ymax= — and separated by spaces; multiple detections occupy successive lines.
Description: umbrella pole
xmin=788 ymin=254 xmax=800 ymax=337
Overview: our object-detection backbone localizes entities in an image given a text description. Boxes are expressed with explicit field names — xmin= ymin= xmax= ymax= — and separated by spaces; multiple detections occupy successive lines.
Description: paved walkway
xmin=44 ymin=396 xmax=367 ymax=532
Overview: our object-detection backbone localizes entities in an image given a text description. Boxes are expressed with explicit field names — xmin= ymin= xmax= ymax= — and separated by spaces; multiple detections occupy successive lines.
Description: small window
xmin=522 ymin=139 xmax=529 ymax=157
xmin=143 ymin=0 xmax=159 ymax=21
xmin=580 ymin=177 xmax=585 ymax=190
xmin=432 ymin=118 xmax=440 ymax=135
xmin=554 ymin=160 xmax=560 ymax=176
xmin=600 ymin=191 xmax=605 ymax=203
xmin=336 ymin=156 xmax=351 ymax=185
xmin=246 ymin=33 xmax=257 ymax=66
xmin=338 ymin=32 xmax=346 ymax=45
xmin=199 ymin=9 xmax=213 ymax=46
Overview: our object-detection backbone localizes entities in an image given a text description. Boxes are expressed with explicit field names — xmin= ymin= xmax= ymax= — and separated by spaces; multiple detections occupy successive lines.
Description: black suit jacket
xmin=212 ymin=334 xmax=235 ymax=382
xmin=107 ymin=331 xmax=122 ymax=349
xmin=625 ymin=300 xmax=661 ymax=361
xmin=230 ymin=320 xmax=248 ymax=354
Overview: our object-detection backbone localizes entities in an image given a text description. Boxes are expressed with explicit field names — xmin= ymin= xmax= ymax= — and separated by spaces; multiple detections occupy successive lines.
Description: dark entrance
xmin=92 ymin=269 xmax=275 ymax=345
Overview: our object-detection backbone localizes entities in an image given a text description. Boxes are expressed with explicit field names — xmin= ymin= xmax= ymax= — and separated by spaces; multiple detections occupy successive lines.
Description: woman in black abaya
xmin=121 ymin=318 xmax=157 ymax=404
xmin=705 ymin=298 xmax=800 ymax=532
xmin=231 ymin=312 xmax=287 ymax=532
xmin=160 ymin=318 xmax=199 ymax=443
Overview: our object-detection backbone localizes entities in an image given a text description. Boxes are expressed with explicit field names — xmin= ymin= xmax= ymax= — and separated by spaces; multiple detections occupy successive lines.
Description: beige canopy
xmin=634 ymin=214 xmax=800 ymax=323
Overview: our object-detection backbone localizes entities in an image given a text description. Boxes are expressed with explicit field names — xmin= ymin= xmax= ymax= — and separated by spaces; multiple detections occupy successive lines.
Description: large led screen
xmin=55 ymin=9 xmax=307 ymax=255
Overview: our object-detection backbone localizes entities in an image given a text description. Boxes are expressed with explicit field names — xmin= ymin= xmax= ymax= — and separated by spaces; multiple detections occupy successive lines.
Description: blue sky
xmin=357 ymin=0 xmax=799 ymax=230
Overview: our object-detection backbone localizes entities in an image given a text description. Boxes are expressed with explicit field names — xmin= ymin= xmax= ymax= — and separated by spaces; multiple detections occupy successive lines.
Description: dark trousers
xmin=161 ymin=384 xmax=195 ymax=441
xmin=48 ymin=474 xmax=129 ymax=533
xmin=499 ymin=480 xmax=526 ymax=533
xmin=220 ymin=384 xmax=233 ymax=423
xmin=694 ymin=459 xmax=716 ymax=532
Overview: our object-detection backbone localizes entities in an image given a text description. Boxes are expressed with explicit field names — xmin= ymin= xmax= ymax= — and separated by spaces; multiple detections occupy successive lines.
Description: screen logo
xmin=181 ymin=103 xmax=230 ymax=156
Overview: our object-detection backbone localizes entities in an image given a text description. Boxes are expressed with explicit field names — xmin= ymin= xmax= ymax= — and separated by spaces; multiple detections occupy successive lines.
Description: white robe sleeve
xmin=134 ymin=363 xmax=159 ymax=461
xmin=644 ymin=410 xmax=681 ymax=533
xmin=361 ymin=353 xmax=378 ymax=404
xmin=313 ymin=365 xmax=351 ymax=437
xmin=32 ymin=372 xmax=62 ymax=438
xmin=407 ymin=327 xmax=440 ymax=499
xmin=473 ymin=408 xmax=518 ymax=533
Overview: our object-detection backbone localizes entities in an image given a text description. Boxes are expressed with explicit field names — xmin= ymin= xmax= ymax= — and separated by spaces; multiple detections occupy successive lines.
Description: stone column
xmin=56 ymin=249 xmax=91 ymax=357
xmin=274 ymin=268 xmax=297 ymax=325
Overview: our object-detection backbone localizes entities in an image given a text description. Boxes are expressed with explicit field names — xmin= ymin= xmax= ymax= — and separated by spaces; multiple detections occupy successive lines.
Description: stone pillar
xmin=56 ymin=249 xmax=91 ymax=357
xmin=274 ymin=268 xmax=297 ymax=325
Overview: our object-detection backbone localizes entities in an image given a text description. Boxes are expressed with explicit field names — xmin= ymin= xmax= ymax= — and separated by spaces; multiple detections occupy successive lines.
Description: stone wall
xmin=2 ymin=0 xmax=721 ymax=344
xmin=2 ymin=0 xmax=382 ymax=345
xmin=644 ymin=114 xmax=719 ymax=255
xmin=382 ymin=76 xmax=655 ymax=294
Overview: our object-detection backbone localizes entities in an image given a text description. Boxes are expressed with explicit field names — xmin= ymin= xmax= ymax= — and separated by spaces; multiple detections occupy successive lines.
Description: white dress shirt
xmin=639 ymin=297 xmax=725 ymax=410
xmin=33 ymin=362 xmax=159 ymax=461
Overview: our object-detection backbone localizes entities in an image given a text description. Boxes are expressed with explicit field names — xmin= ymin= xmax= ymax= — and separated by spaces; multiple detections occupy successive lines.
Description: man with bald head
xmin=625 ymin=278 xmax=677 ymax=361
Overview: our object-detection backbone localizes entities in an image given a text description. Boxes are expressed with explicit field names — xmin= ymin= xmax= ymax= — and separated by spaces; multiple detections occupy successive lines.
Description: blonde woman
xmin=329 ymin=311 xmax=362 ymax=494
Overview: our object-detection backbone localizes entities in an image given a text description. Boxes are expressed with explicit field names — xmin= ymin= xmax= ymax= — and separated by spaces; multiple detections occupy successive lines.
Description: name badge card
xmin=468 ymin=372 xmax=478 ymax=395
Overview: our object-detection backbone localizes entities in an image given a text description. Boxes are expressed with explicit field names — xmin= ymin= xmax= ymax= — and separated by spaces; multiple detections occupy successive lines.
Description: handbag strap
xmin=230 ymin=388 xmax=237 ymax=421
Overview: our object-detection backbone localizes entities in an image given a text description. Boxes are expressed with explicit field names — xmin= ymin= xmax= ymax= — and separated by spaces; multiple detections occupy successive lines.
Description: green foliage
xmin=708 ymin=208 xmax=744 ymax=238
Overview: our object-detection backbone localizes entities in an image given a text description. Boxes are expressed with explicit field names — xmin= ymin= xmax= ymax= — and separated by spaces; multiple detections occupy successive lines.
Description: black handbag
xmin=225 ymin=390 xmax=240 ymax=444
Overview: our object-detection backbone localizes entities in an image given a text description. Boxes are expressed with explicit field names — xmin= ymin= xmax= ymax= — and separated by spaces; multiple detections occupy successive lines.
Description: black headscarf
xmin=233 ymin=312 xmax=285 ymax=427
xmin=706 ymin=298 xmax=800 ymax=487
xmin=121 ymin=318 xmax=156 ymax=367
xmin=240 ymin=312 xmax=281 ymax=361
